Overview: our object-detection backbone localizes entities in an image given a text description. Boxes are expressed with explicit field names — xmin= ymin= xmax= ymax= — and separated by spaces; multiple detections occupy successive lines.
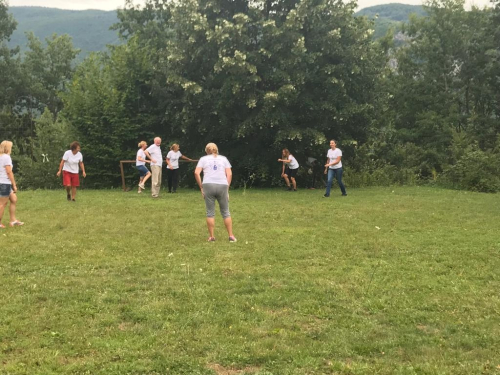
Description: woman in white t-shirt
xmin=323 ymin=139 xmax=347 ymax=197
xmin=166 ymin=143 xmax=195 ymax=193
xmin=56 ymin=141 xmax=86 ymax=202
xmin=136 ymin=141 xmax=152 ymax=194
xmin=0 ymin=140 xmax=24 ymax=228
xmin=278 ymin=148 xmax=299 ymax=191
xmin=194 ymin=143 xmax=236 ymax=242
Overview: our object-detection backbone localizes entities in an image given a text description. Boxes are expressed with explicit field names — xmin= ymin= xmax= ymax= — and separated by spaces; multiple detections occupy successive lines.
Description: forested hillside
xmin=356 ymin=3 xmax=426 ymax=20
xmin=355 ymin=3 xmax=426 ymax=38
xmin=6 ymin=3 xmax=423 ymax=59
xmin=8 ymin=7 xmax=120 ymax=58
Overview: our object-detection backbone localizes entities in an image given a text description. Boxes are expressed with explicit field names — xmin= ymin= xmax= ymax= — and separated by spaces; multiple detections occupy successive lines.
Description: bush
xmin=345 ymin=164 xmax=418 ymax=188
xmin=439 ymin=149 xmax=500 ymax=193
xmin=346 ymin=140 xmax=420 ymax=188
xmin=16 ymin=109 xmax=75 ymax=189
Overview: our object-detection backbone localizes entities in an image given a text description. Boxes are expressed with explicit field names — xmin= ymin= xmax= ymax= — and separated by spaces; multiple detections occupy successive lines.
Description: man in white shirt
xmin=145 ymin=137 xmax=163 ymax=198
xmin=324 ymin=139 xmax=347 ymax=197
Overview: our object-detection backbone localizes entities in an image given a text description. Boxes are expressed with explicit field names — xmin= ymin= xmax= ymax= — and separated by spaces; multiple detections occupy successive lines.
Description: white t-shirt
xmin=62 ymin=150 xmax=83 ymax=174
xmin=146 ymin=144 xmax=162 ymax=166
xmin=0 ymin=154 xmax=13 ymax=185
xmin=136 ymin=149 xmax=146 ymax=166
xmin=167 ymin=150 xmax=182 ymax=169
xmin=327 ymin=148 xmax=342 ymax=169
xmin=196 ymin=154 xmax=231 ymax=185
xmin=287 ymin=155 xmax=299 ymax=169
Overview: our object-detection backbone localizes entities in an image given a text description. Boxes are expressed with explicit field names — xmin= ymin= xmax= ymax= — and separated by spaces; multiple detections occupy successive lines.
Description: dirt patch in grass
xmin=207 ymin=363 xmax=260 ymax=375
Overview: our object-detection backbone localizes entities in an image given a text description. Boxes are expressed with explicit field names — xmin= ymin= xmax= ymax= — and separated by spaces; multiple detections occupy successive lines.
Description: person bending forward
xmin=57 ymin=141 xmax=86 ymax=202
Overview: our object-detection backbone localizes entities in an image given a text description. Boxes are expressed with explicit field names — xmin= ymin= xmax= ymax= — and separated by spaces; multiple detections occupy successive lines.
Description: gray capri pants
xmin=203 ymin=183 xmax=231 ymax=219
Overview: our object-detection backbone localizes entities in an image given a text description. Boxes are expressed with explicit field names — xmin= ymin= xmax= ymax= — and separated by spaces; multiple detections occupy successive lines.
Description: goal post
xmin=119 ymin=160 xmax=136 ymax=191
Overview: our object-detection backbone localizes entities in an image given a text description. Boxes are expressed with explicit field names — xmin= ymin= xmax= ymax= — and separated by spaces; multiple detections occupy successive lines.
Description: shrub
xmin=440 ymin=149 xmax=500 ymax=193
xmin=16 ymin=109 xmax=75 ymax=189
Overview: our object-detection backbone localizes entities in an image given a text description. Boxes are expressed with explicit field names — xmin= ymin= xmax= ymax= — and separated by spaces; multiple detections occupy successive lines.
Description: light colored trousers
xmin=203 ymin=183 xmax=230 ymax=218
xmin=151 ymin=165 xmax=162 ymax=196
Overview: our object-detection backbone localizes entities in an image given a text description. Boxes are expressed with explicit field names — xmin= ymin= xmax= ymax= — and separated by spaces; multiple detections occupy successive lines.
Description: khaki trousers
xmin=151 ymin=165 xmax=162 ymax=197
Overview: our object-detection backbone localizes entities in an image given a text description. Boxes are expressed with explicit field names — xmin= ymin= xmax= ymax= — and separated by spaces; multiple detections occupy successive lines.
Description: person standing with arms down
xmin=136 ymin=141 xmax=152 ymax=193
xmin=166 ymin=143 xmax=196 ymax=193
xmin=278 ymin=148 xmax=299 ymax=191
xmin=0 ymin=141 xmax=24 ymax=227
xmin=57 ymin=141 xmax=86 ymax=202
xmin=324 ymin=139 xmax=347 ymax=197
xmin=194 ymin=143 xmax=237 ymax=242
xmin=145 ymin=137 xmax=162 ymax=198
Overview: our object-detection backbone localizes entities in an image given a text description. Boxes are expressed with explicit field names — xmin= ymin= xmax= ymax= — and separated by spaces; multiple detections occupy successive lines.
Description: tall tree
xmin=21 ymin=32 xmax=80 ymax=118
xmin=87 ymin=0 xmax=386 ymax=186
xmin=0 ymin=0 xmax=22 ymax=144
xmin=391 ymin=0 xmax=498 ymax=175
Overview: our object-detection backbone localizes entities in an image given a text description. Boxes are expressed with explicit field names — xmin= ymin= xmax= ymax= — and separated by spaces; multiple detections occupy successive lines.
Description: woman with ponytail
xmin=136 ymin=141 xmax=152 ymax=193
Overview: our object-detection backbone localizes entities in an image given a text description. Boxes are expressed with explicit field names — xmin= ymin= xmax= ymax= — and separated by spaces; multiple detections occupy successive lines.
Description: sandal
xmin=207 ymin=237 xmax=216 ymax=242
xmin=9 ymin=220 xmax=24 ymax=227
xmin=0 ymin=223 xmax=6 ymax=229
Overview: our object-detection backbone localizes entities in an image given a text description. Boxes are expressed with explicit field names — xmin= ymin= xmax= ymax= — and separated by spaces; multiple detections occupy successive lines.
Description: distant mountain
xmin=356 ymin=4 xmax=426 ymax=21
xmin=5 ymin=4 xmax=425 ymax=60
xmin=356 ymin=3 xmax=426 ymax=39
xmin=8 ymin=7 xmax=121 ymax=60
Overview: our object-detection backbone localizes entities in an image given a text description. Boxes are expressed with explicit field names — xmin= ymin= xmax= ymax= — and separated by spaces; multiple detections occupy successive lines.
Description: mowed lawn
xmin=0 ymin=187 xmax=499 ymax=374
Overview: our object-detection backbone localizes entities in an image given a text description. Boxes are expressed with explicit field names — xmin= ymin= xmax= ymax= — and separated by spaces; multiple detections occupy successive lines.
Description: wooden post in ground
xmin=119 ymin=160 xmax=136 ymax=191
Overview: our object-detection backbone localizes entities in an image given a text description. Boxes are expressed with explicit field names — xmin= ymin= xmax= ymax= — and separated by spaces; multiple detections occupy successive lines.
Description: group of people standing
xmin=136 ymin=137 xmax=196 ymax=197
xmin=0 ymin=139 xmax=88 ymax=229
xmin=136 ymin=139 xmax=236 ymax=242
xmin=0 ymin=136 xmax=346 ymax=238
xmin=278 ymin=139 xmax=347 ymax=197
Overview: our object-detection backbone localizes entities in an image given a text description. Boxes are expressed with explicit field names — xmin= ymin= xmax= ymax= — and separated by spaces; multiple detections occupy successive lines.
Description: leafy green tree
xmin=391 ymin=0 xmax=498 ymax=176
xmin=0 ymin=0 xmax=22 ymax=144
xmin=98 ymin=0 xmax=387 ymax=186
xmin=63 ymin=40 xmax=160 ymax=187
xmin=21 ymin=32 xmax=80 ymax=118
xmin=16 ymin=108 xmax=75 ymax=189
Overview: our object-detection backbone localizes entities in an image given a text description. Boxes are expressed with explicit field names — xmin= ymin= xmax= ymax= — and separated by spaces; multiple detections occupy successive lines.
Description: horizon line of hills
xmin=7 ymin=3 xmax=426 ymax=60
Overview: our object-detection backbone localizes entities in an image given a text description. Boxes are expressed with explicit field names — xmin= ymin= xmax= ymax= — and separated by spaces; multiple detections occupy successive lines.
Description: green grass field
xmin=1 ymin=187 xmax=499 ymax=374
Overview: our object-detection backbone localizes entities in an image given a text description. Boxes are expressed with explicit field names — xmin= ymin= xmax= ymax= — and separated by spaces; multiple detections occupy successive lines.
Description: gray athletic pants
xmin=203 ymin=183 xmax=230 ymax=218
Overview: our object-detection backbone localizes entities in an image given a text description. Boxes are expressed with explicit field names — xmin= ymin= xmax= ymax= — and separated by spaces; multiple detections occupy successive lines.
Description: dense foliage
xmin=1 ymin=0 xmax=499 ymax=191
xmin=61 ymin=0 xmax=386 ymax=187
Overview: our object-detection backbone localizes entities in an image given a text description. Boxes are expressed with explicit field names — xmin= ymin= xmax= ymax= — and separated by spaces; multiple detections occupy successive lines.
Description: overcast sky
xmin=8 ymin=0 xmax=492 ymax=11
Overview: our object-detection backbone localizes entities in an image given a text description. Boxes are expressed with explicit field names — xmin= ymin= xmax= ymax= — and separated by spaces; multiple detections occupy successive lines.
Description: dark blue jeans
xmin=325 ymin=168 xmax=346 ymax=196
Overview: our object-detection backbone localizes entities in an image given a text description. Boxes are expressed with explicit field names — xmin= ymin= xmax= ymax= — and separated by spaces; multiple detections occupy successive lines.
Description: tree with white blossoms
xmin=66 ymin=0 xmax=386 ymax=186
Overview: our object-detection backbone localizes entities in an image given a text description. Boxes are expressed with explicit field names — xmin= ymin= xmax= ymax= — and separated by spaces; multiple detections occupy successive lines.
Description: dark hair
xmin=70 ymin=141 xmax=80 ymax=151
xmin=330 ymin=139 xmax=337 ymax=144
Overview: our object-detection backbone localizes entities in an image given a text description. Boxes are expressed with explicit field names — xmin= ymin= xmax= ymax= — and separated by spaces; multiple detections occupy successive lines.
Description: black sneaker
xmin=342 ymin=194 xmax=347 ymax=196
xmin=286 ymin=187 xmax=292 ymax=191
xmin=67 ymin=194 xmax=71 ymax=201
xmin=323 ymin=194 xmax=330 ymax=198
xmin=71 ymin=199 xmax=76 ymax=202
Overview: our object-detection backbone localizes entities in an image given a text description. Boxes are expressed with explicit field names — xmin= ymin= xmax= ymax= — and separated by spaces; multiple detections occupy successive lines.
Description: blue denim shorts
xmin=137 ymin=165 xmax=150 ymax=177
xmin=0 ymin=183 xmax=12 ymax=197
